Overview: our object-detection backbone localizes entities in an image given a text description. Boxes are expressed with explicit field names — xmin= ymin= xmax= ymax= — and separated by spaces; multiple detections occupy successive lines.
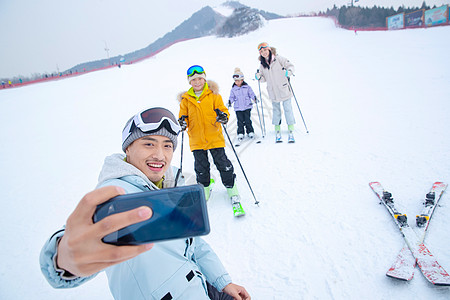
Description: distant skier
xmin=255 ymin=42 xmax=296 ymax=143
xmin=228 ymin=67 xmax=256 ymax=145
xmin=178 ymin=65 xmax=241 ymax=204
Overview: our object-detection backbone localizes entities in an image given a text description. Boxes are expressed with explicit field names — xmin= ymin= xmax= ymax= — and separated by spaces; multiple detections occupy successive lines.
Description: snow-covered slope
xmin=1 ymin=17 xmax=449 ymax=299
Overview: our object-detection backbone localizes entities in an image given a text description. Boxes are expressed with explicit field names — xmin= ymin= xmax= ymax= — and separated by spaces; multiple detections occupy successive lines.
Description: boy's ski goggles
xmin=257 ymin=42 xmax=269 ymax=51
xmin=122 ymin=107 xmax=181 ymax=143
xmin=187 ymin=65 xmax=205 ymax=77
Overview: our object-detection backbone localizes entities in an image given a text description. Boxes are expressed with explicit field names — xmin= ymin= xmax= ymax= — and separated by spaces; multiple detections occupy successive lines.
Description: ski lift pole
xmin=215 ymin=109 xmax=259 ymax=205
xmin=287 ymin=77 xmax=309 ymax=134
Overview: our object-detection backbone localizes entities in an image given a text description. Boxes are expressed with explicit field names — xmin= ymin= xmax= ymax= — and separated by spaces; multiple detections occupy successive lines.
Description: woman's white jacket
xmin=259 ymin=48 xmax=295 ymax=102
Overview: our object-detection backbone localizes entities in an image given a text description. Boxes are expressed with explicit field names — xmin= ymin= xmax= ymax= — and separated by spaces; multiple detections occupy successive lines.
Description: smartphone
xmin=93 ymin=184 xmax=210 ymax=245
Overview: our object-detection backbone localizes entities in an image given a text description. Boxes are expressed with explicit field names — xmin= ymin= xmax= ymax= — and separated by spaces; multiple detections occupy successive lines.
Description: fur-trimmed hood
xmin=268 ymin=46 xmax=277 ymax=56
xmin=177 ymin=79 xmax=229 ymax=151
xmin=177 ymin=80 xmax=219 ymax=102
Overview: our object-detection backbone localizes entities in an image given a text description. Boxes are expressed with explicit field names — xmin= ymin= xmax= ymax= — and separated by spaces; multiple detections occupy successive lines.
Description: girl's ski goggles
xmin=122 ymin=107 xmax=181 ymax=143
xmin=257 ymin=42 xmax=269 ymax=51
xmin=187 ymin=65 xmax=205 ymax=77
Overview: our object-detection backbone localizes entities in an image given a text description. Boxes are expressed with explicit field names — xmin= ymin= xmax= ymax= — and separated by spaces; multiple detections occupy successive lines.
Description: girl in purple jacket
xmin=228 ymin=68 xmax=256 ymax=142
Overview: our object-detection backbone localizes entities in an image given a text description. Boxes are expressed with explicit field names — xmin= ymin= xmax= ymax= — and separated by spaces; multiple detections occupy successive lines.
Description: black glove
xmin=214 ymin=109 xmax=228 ymax=124
xmin=178 ymin=116 xmax=188 ymax=131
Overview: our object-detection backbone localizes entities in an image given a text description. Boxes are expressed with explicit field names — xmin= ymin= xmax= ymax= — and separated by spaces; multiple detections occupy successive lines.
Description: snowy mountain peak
xmin=213 ymin=3 xmax=236 ymax=17
xmin=212 ymin=1 xmax=284 ymax=38
xmin=65 ymin=2 xmax=282 ymax=73
xmin=217 ymin=7 xmax=266 ymax=37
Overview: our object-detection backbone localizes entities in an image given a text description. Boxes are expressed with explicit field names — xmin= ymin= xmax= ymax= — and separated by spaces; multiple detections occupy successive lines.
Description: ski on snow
xmin=369 ymin=181 xmax=450 ymax=285
xmin=235 ymin=136 xmax=260 ymax=147
xmin=208 ymin=179 xmax=245 ymax=217
xmin=232 ymin=199 xmax=245 ymax=217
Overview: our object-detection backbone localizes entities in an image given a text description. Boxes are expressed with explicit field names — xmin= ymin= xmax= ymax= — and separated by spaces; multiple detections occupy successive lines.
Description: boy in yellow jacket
xmin=178 ymin=65 xmax=240 ymax=203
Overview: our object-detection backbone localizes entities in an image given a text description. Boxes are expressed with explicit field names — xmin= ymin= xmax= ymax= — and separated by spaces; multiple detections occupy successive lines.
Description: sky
xmin=0 ymin=0 xmax=449 ymax=78
xmin=1 ymin=16 xmax=450 ymax=299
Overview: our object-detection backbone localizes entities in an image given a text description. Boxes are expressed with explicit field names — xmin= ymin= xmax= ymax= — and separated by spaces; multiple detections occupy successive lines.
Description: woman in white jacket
xmin=255 ymin=42 xmax=296 ymax=143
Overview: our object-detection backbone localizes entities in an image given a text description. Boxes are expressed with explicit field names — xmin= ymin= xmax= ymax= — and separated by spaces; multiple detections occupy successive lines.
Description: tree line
xmin=320 ymin=1 xmax=438 ymax=28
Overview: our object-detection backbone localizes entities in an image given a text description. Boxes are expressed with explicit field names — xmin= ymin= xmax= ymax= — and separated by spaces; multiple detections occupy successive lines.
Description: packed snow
xmin=1 ymin=17 xmax=449 ymax=299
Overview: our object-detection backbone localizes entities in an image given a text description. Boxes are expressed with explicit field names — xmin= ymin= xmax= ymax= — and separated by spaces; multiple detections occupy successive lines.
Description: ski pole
xmin=253 ymin=96 xmax=264 ymax=138
xmin=174 ymin=116 xmax=187 ymax=187
xmin=215 ymin=109 xmax=259 ymax=205
xmin=287 ymin=77 xmax=309 ymax=134
xmin=256 ymin=70 xmax=266 ymax=137
xmin=174 ymin=130 xmax=184 ymax=187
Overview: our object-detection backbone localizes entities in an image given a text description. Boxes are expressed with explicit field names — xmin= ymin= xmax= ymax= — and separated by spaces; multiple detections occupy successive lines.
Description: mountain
xmin=66 ymin=2 xmax=283 ymax=73
xmin=217 ymin=5 xmax=281 ymax=37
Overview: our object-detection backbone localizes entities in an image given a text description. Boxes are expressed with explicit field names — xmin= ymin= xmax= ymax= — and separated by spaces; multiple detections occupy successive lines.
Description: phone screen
xmin=93 ymin=184 xmax=210 ymax=245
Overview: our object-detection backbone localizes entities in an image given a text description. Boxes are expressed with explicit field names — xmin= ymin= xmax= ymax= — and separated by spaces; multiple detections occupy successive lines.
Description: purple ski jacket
xmin=228 ymin=82 xmax=256 ymax=112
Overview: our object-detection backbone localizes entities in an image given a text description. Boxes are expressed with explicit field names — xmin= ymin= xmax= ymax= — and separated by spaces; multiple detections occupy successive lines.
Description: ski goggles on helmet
xmin=122 ymin=107 xmax=181 ymax=144
xmin=187 ymin=65 xmax=205 ymax=77
xmin=257 ymin=42 xmax=269 ymax=51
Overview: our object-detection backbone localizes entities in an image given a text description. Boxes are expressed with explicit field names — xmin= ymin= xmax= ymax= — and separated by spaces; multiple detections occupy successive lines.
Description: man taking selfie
xmin=40 ymin=107 xmax=251 ymax=300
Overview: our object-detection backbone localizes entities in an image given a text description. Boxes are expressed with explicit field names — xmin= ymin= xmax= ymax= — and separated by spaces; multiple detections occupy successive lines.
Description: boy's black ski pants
xmin=193 ymin=147 xmax=235 ymax=189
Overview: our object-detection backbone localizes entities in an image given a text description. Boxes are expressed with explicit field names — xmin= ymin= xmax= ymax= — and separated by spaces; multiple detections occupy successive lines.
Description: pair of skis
xmin=235 ymin=135 xmax=260 ymax=147
xmin=369 ymin=181 xmax=449 ymax=285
